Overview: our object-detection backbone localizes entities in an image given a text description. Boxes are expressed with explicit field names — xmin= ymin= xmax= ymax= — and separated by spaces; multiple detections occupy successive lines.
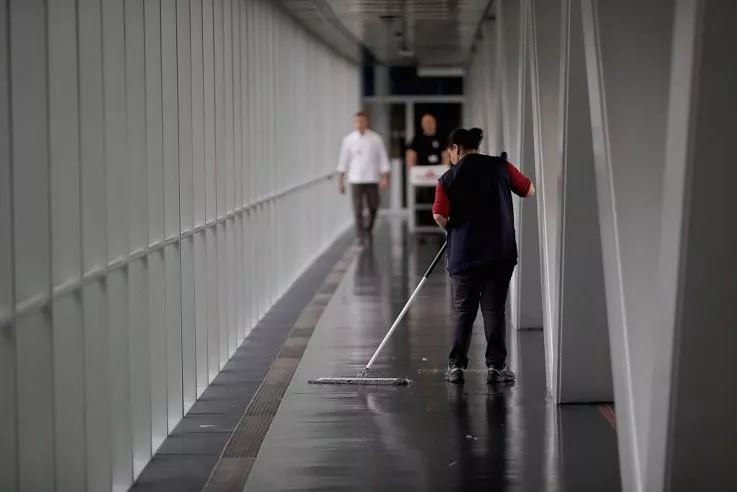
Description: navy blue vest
xmin=438 ymin=153 xmax=518 ymax=275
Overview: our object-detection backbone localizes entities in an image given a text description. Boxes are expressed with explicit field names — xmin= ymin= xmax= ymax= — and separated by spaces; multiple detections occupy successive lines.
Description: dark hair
xmin=354 ymin=111 xmax=368 ymax=118
xmin=448 ymin=127 xmax=483 ymax=150
xmin=500 ymin=151 xmax=508 ymax=160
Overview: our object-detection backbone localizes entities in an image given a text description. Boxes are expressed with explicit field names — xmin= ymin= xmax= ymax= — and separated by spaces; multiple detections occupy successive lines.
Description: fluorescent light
xmin=417 ymin=66 xmax=465 ymax=77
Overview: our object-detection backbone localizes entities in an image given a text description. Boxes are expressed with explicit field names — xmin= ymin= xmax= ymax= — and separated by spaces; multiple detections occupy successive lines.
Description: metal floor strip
xmin=203 ymin=245 xmax=361 ymax=491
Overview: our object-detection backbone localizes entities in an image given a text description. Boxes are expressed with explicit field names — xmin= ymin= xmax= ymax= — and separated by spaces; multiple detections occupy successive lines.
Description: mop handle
xmin=362 ymin=241 xmax=448 ymax=374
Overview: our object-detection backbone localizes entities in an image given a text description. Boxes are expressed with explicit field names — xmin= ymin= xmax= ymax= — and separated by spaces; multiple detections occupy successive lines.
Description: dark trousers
xmin=449 ymin=261 xmax=516 ymax=369
xmin=351 ymin=183 xmax=379 ymax=239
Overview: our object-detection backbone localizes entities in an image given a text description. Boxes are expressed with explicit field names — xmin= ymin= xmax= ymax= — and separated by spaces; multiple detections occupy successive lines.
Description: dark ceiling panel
xmin=277 ymin=0 xmax=493 ymax=66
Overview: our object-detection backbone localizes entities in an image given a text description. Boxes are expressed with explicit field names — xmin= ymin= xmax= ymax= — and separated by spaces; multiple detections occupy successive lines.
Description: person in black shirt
xmin=406 ymin=114 xmax=448 ymax=167
xmin=406 ymin=114 xmax=449 ymax=226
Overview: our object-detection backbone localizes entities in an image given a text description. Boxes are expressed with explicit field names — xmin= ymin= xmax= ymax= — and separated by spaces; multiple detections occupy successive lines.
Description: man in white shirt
xmin=337 ymin=111 xmax=391 ymax=245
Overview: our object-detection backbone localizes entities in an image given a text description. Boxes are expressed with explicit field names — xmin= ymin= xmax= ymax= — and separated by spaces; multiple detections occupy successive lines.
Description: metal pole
xmin=360 ymin=241 xmax=447 ymax=375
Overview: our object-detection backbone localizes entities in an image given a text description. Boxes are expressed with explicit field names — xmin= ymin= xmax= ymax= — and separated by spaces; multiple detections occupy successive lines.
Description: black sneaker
xmin=445 ymin=363 xmax=464 ymax=384
xmin=487 ymin=365 xmax=516 ymax=384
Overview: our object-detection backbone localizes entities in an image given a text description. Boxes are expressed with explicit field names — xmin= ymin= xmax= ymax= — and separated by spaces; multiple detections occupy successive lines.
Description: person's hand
xmin=379 ymin=175 xmax=389 ymax=191
xmin=338 ymin=176 xmax=345 ymax=194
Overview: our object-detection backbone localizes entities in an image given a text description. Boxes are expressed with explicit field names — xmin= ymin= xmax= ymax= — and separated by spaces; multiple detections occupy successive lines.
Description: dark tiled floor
xmin=243 ymin=219 xmax=620 ymax=491
xmin=130 ymin=230 xmax=355 ymax=492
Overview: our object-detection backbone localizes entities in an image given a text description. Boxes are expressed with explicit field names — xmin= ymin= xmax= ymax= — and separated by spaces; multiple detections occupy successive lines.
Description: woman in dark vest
xmin=432 ymin=128 xmax=535 ymax=384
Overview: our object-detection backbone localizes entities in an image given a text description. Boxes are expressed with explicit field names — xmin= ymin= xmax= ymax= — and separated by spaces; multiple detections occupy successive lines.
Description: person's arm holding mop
xmin=432 ymin=182 xmax=450 ymax=230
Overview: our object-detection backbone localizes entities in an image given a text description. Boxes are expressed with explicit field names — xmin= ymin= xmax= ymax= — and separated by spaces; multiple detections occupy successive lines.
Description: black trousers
xmin=351 ymin=183 xmax=379 ymax=239
xmin=448 ymin=261 xmax=516 ymax=369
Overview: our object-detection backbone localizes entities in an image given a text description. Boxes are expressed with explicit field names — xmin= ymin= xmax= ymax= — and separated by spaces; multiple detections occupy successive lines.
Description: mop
xmin=309 ymin=240 xmax=447 ymax=386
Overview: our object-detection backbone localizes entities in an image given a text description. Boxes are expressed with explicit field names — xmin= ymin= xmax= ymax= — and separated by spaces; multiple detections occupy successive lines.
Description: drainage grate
xmin=204 ymin=245 xmax=358 ymax=491
xmin=222 ymin=416 xmax=272 ymax=458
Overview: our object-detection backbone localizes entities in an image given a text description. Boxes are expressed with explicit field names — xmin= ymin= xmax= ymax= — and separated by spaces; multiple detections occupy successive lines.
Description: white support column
xmin=497 ymin=0 xmax=543 ymax=338
xmin=516 ymin=0 xmax=544 ymax=333
xmin=649 ymin=1 xmax=737 ymax=490
xmin=527 ymin=0 xmax=563 ymax=394
xmin=581 ymin=0 xmax=675 ymax=489
xmin=554 ymin=0 xmax=611 ymax=403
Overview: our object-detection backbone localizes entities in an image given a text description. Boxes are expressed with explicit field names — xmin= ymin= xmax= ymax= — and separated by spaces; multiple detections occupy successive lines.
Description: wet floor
xmin=243 ymin=218 xmax=620 ymax=491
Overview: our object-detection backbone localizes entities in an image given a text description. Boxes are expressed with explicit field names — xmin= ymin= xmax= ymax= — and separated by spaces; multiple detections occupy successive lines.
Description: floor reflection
xmin=243 ymin=218 xmax=620 ymax=492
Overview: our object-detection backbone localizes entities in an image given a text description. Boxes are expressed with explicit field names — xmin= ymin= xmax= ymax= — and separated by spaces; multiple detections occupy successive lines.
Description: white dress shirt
xmin=336 ymin=129 xmax=391 ymax=184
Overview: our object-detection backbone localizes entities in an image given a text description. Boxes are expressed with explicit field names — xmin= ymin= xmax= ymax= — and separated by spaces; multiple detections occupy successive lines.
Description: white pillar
xmin=648 ymin=1 xmax=737 ymax=490
xmin=581 ymin=0 xmax=675 ymax=489
xmin=527 ymin=0 xmax=613 ymax=402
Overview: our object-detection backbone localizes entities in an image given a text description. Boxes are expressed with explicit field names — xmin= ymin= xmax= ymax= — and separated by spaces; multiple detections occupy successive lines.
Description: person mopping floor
xmin=432 ymin=128 xmax=535 ymax=384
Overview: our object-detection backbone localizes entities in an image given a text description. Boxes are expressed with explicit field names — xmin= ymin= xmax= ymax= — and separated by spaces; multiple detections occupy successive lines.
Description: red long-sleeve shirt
xmin=432 ymin=162 xmax=531 ymax=217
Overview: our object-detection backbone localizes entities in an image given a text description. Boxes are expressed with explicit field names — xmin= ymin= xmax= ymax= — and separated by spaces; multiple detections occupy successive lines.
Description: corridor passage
xmin=240 ymin=218 xmax=620 ymax=491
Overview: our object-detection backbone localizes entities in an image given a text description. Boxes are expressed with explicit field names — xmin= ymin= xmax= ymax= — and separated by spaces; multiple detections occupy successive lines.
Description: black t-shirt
xmin=409 ymin=134 xmax=444 ymax=166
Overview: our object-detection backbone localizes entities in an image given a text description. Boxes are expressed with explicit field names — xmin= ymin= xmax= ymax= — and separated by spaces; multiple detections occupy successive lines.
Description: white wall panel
xmin=125 ymin=2 xmax=153 ymax=478
xmin=194 ymin=232 xmax=209 ymax=395
xmin=580 ymin=1 xmax=674 ymax=487
xmin=203 ymin=0 xmax=216 ymax=223
xmin=145 ymin=0 xmax=165 ymax=245
xmin=49 ymin=0 xmax=82 ymax=289
xmin=79 ymin=0 xmax=107 ymax=274
xmin=107 ymin=269 xmax=132 ymax=491
xmin=161 ymin=0 xmax=184 ymax=431
xmin=555 ymin=0 xmax=611 ymax=403
xmin=52 ymin=295 xmax=85 ymax=492
xmin=191 ymin=0 xmax=206 ymax=227
xmin=206 ymin=227 xmax=219 ymax=380
xmin=162 ymin=0 xmax=180 ymax=240
xmin=17 ymin=313 xmax=54 ymax=491
xmin=10 ymin=0 xmax=50 ymax=310
xmin=181 ymin=237 xmax=197 ymax=410
xmin=178 ymin=0 xmax=194 ymax=232
xmin=102 ymin=0 xmax=128 ymax=262
xmin=47 ymin=2 xmax=86 ymax=488
xmin=1 ymin=0 xmax=358 ymax=488
xmin=83 ymin=281 xmax=111 ymax=492
xmin=148 ymin=249 xmax=167 ymax=451
xmin=164 ymin=245 xmax=183 ymax=429
xmin=178 ymin=0 xmax=198 ymax=409
xmin=0 ymin=3 xmax=15 ymax=476
xmin=126 ymin=0 xmax=148 ymax=253
xmin=10 ymin=1 xmax=53 ymax=489
xmin=128 ymin=258 xmax=152 ymax=478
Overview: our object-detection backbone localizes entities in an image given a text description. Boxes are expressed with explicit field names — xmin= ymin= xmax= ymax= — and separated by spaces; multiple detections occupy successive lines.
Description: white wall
xmin=466 ymin=0 xmax=737 ymax=490
xmin=0 ymin=0 xmax=358 ymax=490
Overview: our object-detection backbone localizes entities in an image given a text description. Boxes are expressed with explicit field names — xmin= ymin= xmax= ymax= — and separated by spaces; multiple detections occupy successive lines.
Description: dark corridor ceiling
xmin=277 ymin=0 xmax=494 ymax=66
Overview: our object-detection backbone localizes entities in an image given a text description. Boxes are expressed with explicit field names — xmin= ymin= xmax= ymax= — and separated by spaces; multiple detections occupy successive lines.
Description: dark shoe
xmin=487 ymin=365 xmax=516 ymax=384
xmin=445 ymin=363 xmax=464 ymax=384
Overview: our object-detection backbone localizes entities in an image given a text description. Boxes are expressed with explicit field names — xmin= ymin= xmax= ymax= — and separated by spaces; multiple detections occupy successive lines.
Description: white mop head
xmin=308 ymin=377 xmax=411 ymax=385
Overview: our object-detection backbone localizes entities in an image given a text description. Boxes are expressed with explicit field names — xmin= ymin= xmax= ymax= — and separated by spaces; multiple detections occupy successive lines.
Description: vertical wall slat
xmin=223 ymin=0 xmax=236 ymax=355
xmin=47 ymin=0 xmax=85 ymax=488
xmin=148 ymin=249 xmax=167 ymax=451
xmin=214 ymin=0 xmax=228 ymax=367
xmin=161 ymin=0 xmax=184 ymax=430
xmin=10 ymin=0 xmax=54 ymax=489
xmin=202 ymin=0 xmax=220 ymax=381
xmin=177 ymin=0 xmax=197 ymax=412
xmin=78 ymin=0 xmax=111 ymax=488
xmin=0 ymin=0 xmax=16 ymax=486
xmin=124 ymin=0 xmax=153 ymax=479
xmin=190 ymin=0 xmax=208 ymax=395
xmin=101 ymin=0 xmax=134 ymax=486
xmin=144 ymin=0 xmax=168 ymax=453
